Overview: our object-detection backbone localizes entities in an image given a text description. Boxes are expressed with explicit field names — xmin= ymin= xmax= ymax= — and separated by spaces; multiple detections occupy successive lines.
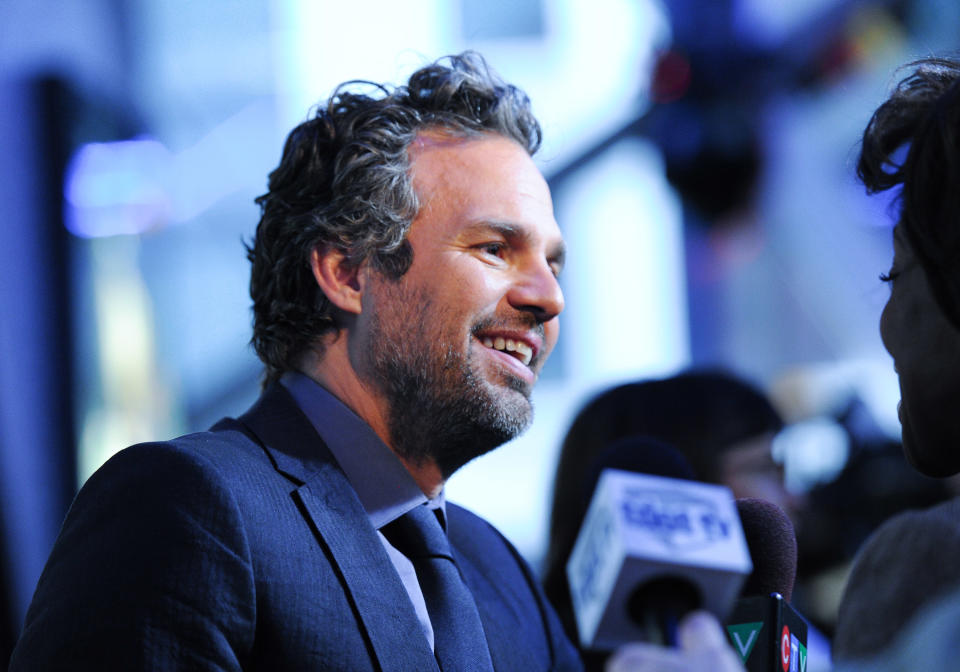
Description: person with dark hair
xmin=822 ymin=55 xmax=960 ymax=669
xmin=612 ymin=54 xmax=960 ymax=672
xmin=859 ymin=56 xmax=960 ymax=480
xmin=595 ymin=55 xmax=960 ymax=672
xmin=10 ymin=52 xmax=580 ymax=671
xmin=542 ymin=368 xmax=793 ymax=657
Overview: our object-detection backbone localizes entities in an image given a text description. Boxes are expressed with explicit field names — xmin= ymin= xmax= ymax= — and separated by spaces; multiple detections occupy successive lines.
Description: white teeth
xmin=480 ymin=335 xmax=534 ymax=366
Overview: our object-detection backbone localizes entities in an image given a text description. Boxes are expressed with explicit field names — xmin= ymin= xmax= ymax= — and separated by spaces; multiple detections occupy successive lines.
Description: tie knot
xmin=383 ymin=505 xmax=452 ymax=560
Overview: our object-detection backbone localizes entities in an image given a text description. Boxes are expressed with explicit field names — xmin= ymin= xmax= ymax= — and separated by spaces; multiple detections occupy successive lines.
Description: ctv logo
xmin=780 ymin=625 xmax=807 ymax=672
xmin=620 ymin=489 xmax=732 ymax=550
xmin=726 ymin=622 xmax=807 ymax=672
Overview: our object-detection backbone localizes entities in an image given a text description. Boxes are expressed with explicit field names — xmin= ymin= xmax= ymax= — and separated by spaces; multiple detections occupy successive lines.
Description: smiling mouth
xmin=480 ymin=336 xmax=533 ymax=366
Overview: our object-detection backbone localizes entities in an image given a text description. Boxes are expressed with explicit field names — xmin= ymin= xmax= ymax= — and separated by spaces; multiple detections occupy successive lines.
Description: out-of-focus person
xmin=544 ymin=369 xmax=794 ymax=670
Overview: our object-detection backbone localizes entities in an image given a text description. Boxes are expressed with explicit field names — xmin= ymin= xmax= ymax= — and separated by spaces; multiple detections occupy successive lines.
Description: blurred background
xmin=3 ymin=0 xmax=959 ymax=663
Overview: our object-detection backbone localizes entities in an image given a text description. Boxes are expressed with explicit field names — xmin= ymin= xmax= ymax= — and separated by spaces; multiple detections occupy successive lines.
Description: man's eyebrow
xmin=463 ymin=220 xmax=521 ymax=238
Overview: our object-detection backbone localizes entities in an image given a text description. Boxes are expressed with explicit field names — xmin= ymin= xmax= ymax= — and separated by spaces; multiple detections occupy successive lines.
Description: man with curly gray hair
xmin=249 ymin=52 xmax=544 ymax=387
xmin=11 ymin=53 xmax=582 ymax=671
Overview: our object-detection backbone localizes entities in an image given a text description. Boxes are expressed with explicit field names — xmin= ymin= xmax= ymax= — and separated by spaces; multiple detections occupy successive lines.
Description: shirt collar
xmin=280 ymin=371 xmax=445 ymax=528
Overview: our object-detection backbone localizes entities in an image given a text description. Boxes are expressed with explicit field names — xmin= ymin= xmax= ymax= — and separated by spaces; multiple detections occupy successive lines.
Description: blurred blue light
xmin=64 ymin=138 xmax=172 ymax=238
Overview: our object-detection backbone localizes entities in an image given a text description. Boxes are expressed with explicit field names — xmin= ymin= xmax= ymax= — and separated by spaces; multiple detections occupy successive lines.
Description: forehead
xmin=406 ymin=131 xmax=560 ymax=241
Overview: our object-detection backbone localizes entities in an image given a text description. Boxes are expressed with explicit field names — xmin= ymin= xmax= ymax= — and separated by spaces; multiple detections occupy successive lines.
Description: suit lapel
xmin=295 ymin=477 xmax=438 ymax=672
xmin=453 ymin=544 xmax=540 ymax=672
xmin=238 ymin=385 xmax=438 ymax=672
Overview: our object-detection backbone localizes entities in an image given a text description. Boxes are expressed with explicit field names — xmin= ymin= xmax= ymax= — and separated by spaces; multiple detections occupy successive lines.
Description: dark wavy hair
xmin=247 ymin=52 xmax=542 ymax=385
xmin=858 ymin=56 xmax=960 ymax=331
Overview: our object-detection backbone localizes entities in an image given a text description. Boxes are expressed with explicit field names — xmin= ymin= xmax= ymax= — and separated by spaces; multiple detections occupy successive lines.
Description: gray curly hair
xmin=247 ymin=51 xmax=542 ymax=386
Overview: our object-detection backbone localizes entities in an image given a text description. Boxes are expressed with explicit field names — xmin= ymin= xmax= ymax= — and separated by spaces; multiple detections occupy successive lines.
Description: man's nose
xmin=507 ymin=260 xmax=564 ymax=322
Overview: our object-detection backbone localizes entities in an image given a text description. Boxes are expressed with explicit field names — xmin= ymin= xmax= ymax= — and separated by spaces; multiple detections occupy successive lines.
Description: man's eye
xmin=480 ymin=243 xmax=505 ymax=256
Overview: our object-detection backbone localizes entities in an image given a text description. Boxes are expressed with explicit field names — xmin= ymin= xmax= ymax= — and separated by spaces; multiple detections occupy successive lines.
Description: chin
xmin=900 ymin=413 xmax=960 ymax=478
xmin=484 ymin=368 xmax=534 ymax=404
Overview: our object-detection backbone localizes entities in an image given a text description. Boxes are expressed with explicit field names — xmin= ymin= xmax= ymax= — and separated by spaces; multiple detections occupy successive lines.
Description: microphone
xmin=566 ymin=437 xmax=752 ymax=651
xmin=737 ymin=498 xmax=797 ymax=602
xmin=725 ymin=498 xmax=808 ymax=672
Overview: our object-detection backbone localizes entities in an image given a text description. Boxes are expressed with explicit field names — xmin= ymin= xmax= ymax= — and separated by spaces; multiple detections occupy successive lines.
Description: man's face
xmin=880 ymin=225 xmax=960 ymax=476
xmin=354 ymin=132 xmax=565 ymax=477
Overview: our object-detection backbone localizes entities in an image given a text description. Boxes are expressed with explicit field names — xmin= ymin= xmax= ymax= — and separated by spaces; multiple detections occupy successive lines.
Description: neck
xmin=398 ymin=458 xmax=445 ymax=499
xmin=299 ymin=338 xmax=446 ymax=498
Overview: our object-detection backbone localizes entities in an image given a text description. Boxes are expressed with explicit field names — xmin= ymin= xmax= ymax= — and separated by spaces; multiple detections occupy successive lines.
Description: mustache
xmin=470 ymin=315 xmax=545 ymax=340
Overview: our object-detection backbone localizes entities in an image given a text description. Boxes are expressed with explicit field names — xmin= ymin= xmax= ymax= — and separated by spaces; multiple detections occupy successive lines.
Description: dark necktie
xmin=383 ymin=505 xmax=495 ymax=672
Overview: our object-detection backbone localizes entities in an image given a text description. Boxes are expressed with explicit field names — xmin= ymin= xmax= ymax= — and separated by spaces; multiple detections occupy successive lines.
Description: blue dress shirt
xmin=281 ymin=371 xmax=444 ymax=650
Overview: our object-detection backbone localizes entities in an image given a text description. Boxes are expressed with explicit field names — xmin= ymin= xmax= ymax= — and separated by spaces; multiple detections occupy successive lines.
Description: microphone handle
xmin=725 ymin=594 xmax=808 ymax=672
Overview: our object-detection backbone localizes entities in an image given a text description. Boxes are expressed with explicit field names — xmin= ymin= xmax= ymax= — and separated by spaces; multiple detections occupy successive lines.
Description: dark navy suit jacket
xmin=10 ymin=384 xmax=582 ymax=671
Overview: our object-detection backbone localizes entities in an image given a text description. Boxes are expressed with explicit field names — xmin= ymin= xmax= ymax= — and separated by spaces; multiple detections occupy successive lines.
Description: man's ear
xmin=310 ymin=245 xmax=365 ymax=315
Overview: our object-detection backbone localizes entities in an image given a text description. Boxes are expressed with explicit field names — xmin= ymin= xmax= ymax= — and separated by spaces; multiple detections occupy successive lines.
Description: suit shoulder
xmin=445 ymin=503 xmax=534 ymax=582
xmin=446 ymin=503 xmax=519 ymax=549
xmin=93 ymin=419 xmax=266 ymax=483
xmin=13 ymin=427 xmax=260 ymax=670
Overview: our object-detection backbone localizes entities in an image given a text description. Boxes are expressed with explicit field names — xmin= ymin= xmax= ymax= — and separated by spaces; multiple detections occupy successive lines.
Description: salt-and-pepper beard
xmin=364 ymin=288 xmax=538 ymax=479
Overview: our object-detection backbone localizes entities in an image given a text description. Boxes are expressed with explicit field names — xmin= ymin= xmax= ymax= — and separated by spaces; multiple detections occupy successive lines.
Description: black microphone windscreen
xmin=736 ymin=498 xmax=797 ymax=602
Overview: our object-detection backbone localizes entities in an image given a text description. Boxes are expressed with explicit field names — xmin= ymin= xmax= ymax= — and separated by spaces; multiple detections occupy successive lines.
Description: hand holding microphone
xmin=605 ymin=611 xmax=747 ymax=672
xmin=597 ymin=500 xmax=807 ymax=672
xmin=565 ymin=437 xmax=808 ymax=671
xmin=566 ymin=438 xmax=753 ymax=650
